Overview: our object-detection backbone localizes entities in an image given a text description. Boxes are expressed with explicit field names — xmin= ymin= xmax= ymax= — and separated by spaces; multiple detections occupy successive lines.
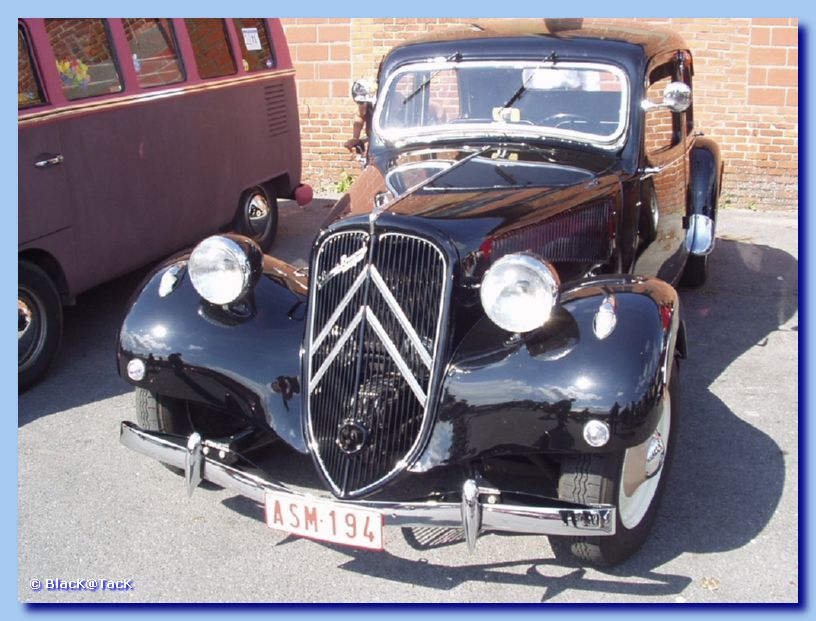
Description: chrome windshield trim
xmin=374 ymin=59 xmax=630 ymax=150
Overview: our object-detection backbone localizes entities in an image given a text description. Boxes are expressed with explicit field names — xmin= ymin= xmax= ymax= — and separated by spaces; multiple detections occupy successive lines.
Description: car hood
xmin=322 ymin=146 xmax=622 ymax=282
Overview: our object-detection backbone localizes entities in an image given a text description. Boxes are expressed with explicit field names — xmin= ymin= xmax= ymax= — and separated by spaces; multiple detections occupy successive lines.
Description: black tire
xmin=235 ymin=186 xmax=278 ymax=252
xmin=680 ymin=253 xmax=708 ymax=288
xmin=135 ymin=388 xmax=192 ymax=475
xmin=18 ymin=261 xmax=63 ymax=391
xmin=554 ymin=359 xmax=678 ymax=566
xmin=135 ymin=387 xmax=192 ymax=435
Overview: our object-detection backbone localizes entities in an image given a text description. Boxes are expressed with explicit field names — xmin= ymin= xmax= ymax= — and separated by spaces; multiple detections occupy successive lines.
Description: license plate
xmin=264 ymin=492 xmax=384 ymax=551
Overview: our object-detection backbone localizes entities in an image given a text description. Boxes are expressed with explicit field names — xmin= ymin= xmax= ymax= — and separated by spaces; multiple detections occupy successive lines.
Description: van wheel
xmin=552 ymin=359 xmax=678 ymax=566
xmin=19 ymin=261 xmax=63 ymax=391
xmin=236 ymin=186 xmax=278 ymax=252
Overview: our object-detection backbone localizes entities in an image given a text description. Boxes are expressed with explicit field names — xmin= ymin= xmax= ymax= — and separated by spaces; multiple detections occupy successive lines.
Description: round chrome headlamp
xmin=480 ymin=254 xmax=560 ymax=333
xmin=189 ymin=236 xmax=252 ymax=305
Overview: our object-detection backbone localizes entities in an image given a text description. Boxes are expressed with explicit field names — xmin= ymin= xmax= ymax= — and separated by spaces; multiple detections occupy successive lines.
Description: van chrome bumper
xmin=120 ymin=421 xmax=616 ymax=549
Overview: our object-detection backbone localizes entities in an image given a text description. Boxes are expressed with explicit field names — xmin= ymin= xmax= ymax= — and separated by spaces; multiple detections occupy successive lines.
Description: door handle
xmin=639 ymin=166 xmax=662 ymax=179
xmin=34 ymin=154 xmax=64 ymax=168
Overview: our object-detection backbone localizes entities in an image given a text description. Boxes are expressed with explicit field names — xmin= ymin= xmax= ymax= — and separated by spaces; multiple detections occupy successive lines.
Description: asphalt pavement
xmin=18 ymin=203 xmax=799 ymax=603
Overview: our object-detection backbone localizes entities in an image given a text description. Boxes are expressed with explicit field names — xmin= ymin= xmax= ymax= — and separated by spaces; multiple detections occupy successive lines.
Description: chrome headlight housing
xmin=480 ymin=254 xmax=560 ymax=333
xmin=189 ymin=236 xmax=253 ymax=305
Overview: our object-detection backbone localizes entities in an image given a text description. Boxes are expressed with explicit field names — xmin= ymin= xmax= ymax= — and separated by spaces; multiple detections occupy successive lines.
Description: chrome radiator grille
xmin=306 ymin=230 xmax=447 ymax=497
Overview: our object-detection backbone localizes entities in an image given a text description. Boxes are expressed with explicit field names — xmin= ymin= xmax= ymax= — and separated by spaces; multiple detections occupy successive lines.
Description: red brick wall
xmin=282 ymin=18 xmax=798 ymax=209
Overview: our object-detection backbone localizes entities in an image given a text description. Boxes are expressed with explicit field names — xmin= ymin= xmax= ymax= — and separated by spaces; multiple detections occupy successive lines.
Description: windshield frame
xmin=373 ymin=59 xmax=631 ymax=151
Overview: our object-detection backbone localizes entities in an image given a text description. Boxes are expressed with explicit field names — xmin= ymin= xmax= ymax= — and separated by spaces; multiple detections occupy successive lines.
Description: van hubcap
xmin=246 ymin=193 xmax=270 ymax=237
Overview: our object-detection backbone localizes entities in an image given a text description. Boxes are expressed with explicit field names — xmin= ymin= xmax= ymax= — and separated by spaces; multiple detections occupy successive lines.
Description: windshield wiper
xmin=403 ymin=51 xmax=462 ymax=104
xmin=498 ymin=51 xmax=559 ymax=110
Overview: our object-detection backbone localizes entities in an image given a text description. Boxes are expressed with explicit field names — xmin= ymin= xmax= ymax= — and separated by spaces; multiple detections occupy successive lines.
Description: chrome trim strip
xmin=365 ymin=307 xmax=427 ymax=407
xmin=369 ymin=265 xmax=432 ymax=369
xmin=311 ymin=266 xmax=369 ymax=351
xmin=310 ymin=307 xmax=365 ymax=389
xmin=120 ymin=421 xmax=617 ymax=542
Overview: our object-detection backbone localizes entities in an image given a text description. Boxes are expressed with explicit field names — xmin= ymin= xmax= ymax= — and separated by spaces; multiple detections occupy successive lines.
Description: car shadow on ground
xmin=219 ymin=237 xmax=796 ymax=600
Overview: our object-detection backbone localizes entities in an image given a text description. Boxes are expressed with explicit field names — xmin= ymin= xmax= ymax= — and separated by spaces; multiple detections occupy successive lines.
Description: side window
xmin=123 ymin=18 xmax=184 ymax=88
xmin=232 ymin=19 xmax=275 ymax=72
xmin=645 ymin=62 xmax=682 ymax=154
xmin=45 ymin=19 xmax=123 ymax=100
xmin=185 ymin=18 xmax=236 ymax=79
xmin=18 ymin=27 xmax=45 ymax=108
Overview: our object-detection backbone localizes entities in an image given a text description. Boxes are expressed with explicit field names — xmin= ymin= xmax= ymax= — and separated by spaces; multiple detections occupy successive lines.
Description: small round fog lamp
xmin=127 ymin=358 xmax=146 ymax=382
xmin=583 ymin=420 xmax=610 ymax=448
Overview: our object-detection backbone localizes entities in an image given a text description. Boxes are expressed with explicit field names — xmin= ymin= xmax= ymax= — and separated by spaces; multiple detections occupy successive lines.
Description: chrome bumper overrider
xmin=120 ymin=421 xmax=616 ymax=550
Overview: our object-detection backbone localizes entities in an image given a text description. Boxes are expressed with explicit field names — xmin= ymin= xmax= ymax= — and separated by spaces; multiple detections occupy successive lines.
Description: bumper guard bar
xmin=120 ymin=421 xmax=616 ymax=550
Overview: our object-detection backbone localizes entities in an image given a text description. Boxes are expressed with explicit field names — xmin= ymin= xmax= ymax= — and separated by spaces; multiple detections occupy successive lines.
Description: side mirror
xmin=351 ymin=79 xmax=375 ymax=104
xmin=641 ymin=81 xmax=691 ymax=113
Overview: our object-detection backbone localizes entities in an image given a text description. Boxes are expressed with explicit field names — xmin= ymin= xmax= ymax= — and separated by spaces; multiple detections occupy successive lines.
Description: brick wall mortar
xmin=282 ymin=18 xmax=798 ymax=209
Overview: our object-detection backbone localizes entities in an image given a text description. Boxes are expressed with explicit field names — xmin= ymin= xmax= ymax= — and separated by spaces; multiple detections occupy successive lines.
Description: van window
xmin=233 ymin=19 xmax=275 ymax=72
xmin=18 ymin=27 xmax=45 ymax=108
xmin=185 ymin=18 xmax=236 ymax=79
xmin=45 ymin=19 xmax=123 ymax=100
xmin=123 ymin=18 xmax=184 ymax=88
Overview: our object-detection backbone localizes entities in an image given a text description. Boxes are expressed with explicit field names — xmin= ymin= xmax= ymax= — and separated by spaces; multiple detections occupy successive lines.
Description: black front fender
xmin=117 ymin=256 xmax=309 ymax=453
xmin=411 ymin=275 xmax=680 ymax=471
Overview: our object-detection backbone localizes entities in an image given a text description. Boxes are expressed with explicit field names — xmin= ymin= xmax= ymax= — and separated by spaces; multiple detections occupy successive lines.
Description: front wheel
xmin=18 ymin=261 xmax=63 ymax=391
xmin=235 ymin=186 xmax=278 ymax=252
xmin=554 ymin=359 xmax=678 ymax=566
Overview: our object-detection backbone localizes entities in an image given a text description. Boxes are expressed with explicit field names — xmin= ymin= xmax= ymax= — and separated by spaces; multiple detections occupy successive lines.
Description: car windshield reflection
xmin=374 ymin=60 xmax=629 ymax=147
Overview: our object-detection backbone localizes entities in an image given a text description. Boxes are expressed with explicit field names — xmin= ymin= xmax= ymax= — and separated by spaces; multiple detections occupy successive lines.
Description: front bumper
xmin=120 ymin=421 xmax=616 ymax=550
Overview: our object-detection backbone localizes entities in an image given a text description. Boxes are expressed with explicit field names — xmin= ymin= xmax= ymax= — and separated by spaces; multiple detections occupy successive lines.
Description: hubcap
xmin=246 ymin=193 xmax=270 ymax=237
xmin=18 ymin=291 xmax=46 ymax=370
xmin=619 ymin=390 xmax=671 ymax=529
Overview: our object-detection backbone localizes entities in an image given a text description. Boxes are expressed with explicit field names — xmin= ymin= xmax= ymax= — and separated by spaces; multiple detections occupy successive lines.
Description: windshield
xmin=374 ymin=60 xmax=629 ymax=148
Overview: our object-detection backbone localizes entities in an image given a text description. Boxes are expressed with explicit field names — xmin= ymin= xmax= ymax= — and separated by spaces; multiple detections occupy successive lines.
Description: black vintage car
xmin=117 ymin=21 xmax=722 ymax=566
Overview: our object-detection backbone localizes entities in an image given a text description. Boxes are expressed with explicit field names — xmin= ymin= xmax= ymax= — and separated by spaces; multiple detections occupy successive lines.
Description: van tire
xmin=18 ymin=261 xmax=63 ymax=391
xmin=236 ymin=186 xmax=278 ymax=252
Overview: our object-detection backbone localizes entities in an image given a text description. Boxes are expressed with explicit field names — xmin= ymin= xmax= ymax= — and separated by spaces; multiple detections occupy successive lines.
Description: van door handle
xmin=34 ymin=154 xmax=64 ymax=168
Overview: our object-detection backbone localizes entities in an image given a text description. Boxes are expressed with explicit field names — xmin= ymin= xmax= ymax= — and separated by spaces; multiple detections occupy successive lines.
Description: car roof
xmin=387 ymin=19 xmax=689 ymax=64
